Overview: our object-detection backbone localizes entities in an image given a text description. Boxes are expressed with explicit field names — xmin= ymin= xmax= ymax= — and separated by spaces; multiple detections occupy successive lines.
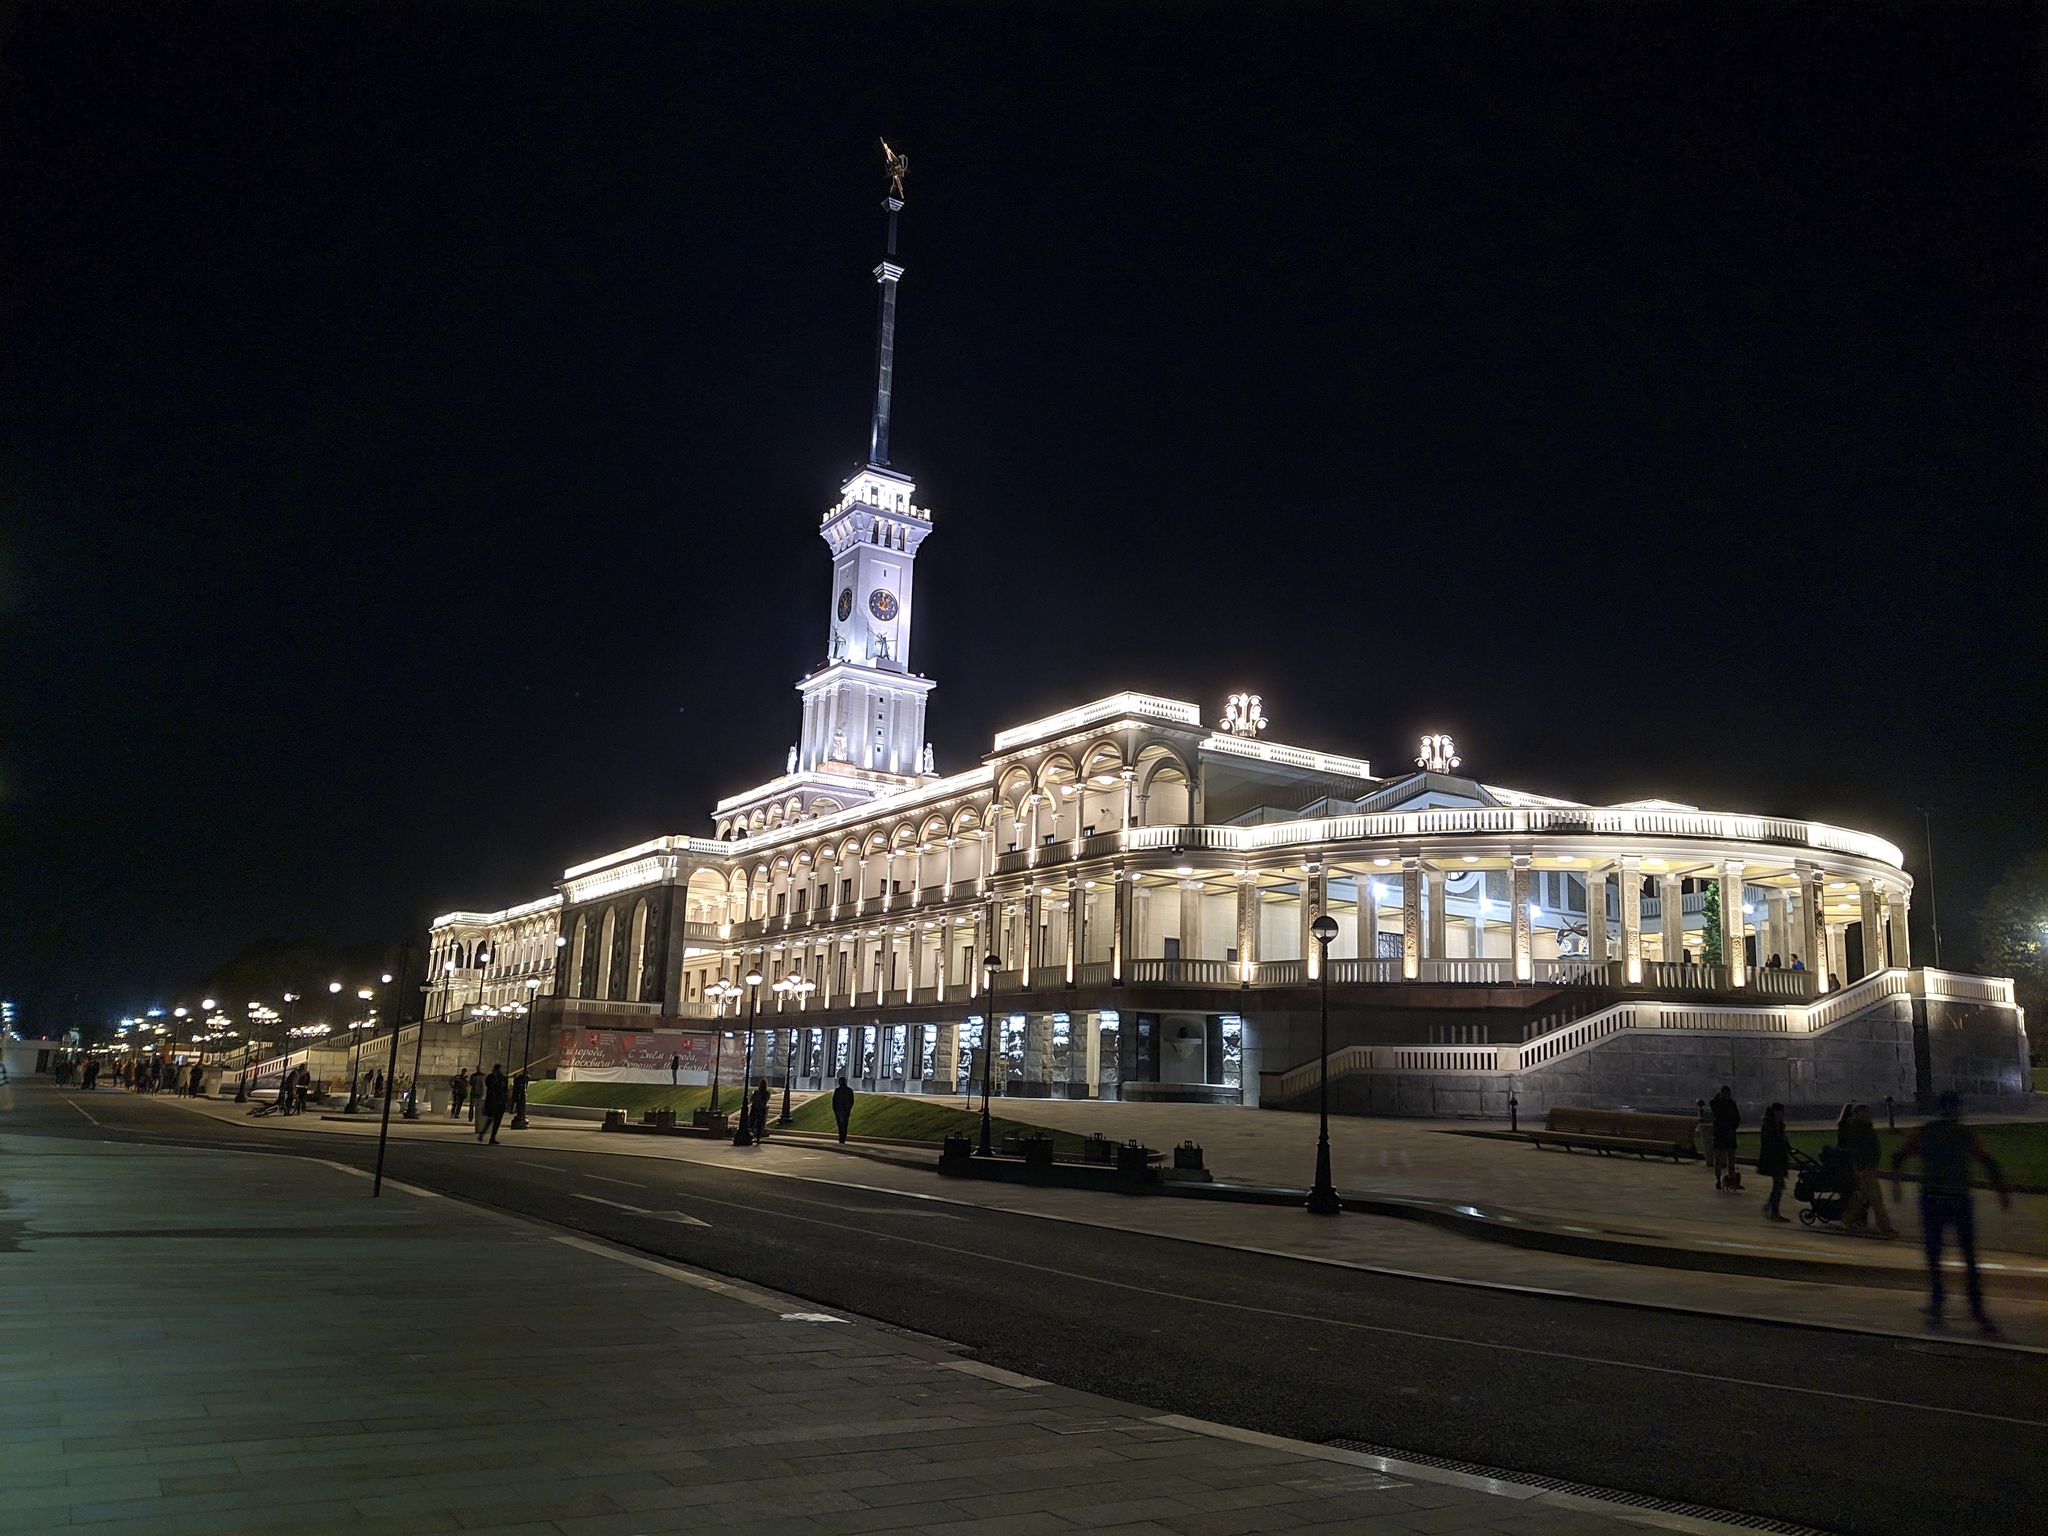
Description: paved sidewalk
xmin=144 ymin=1092 xmax=2048 ymax=1349
xmin=0 ymin=1130 xmax=1766 ymax=1536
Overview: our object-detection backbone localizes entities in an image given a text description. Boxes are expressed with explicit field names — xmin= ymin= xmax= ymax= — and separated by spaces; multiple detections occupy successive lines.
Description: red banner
xmin=557 ymin=1028 xmax=716 ymax=1074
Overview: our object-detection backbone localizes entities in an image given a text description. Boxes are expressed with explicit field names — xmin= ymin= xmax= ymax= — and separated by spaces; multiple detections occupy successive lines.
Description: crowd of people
xmin=1705 ymin=1083 xmax=2011 ymax=1337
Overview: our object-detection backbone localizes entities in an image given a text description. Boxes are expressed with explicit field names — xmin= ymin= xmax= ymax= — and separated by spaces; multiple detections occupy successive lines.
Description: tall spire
xmin=869 ymin=140 xmax=909 ymax=466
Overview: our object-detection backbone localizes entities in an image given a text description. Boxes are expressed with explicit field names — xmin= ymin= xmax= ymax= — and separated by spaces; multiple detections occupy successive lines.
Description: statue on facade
xmin=881 ymin=139 xmax=909 ymax=200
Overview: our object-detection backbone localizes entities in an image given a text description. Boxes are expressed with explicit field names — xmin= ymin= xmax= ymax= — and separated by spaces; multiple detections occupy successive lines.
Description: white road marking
xmin=584 ymin=1173 xmax=646 ymax=1188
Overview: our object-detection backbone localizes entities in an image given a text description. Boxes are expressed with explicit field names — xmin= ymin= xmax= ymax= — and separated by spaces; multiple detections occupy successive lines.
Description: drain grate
xmin=1323 ymin=1440 xmax=1834 ymax=1535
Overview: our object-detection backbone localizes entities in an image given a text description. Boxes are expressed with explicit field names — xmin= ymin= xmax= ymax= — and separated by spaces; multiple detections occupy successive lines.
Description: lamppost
xmin=777 ymin=971 xmax=814 ymax=1125
xmin=327 ymin=980 xmax=343 ymax=1104
xmin=468 ymin=946 xmax=492 ymax=1121
xmin=510 ymin=975 xmax=542 ymax=1130
xmin=343 ymin=988 xmax=374 ymax=1113
xmin=732 ymin=963 xmax=764 ymax=1147
xmin=977 ymin=953 xmax=1000 ymax=1156
xmin=1306 ymin=912 xmax=1342 ymax=1215
xmin=705 ymin=977 xmax=740 ymax=1114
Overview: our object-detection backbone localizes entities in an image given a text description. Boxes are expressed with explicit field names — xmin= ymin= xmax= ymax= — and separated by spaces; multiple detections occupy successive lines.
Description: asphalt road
xmin=14 ymin=1086 xmax=2045 ymax=1536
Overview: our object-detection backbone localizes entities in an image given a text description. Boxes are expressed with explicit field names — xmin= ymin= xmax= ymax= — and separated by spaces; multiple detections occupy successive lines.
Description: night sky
xmin=2 ymin=4 xmax=2039 ymax=1029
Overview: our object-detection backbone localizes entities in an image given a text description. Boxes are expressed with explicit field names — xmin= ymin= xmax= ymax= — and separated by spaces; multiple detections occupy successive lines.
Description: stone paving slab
xmin=0 ymin=1127 xmax=1795 ymax=1535
xmin=155 ymin=1091 xmax=2046 ymax=1349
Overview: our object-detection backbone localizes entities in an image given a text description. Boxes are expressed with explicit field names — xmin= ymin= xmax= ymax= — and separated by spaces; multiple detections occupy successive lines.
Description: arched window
xmin=568 ymin=915 xmax=588 ymax=998
xmin=597 ymin=907 xmax=618 ymax=1000
xmin=628 ymin=898 xmax=649 ymax=1001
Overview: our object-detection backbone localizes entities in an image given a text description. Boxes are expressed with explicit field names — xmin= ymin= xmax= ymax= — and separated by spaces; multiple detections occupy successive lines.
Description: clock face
xmin=868 ymin=588 xmax=899 ymax=621
xmin=836 ymin=588 xmax=853 ymax=622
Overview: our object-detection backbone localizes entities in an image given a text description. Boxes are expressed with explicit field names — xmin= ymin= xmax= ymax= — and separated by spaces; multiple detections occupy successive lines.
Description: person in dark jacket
xmin=1709 ymin=1086 xmax=1741 ymax=1190
xmin=832 ymin=1075 xmax=855 ymax=1143
xmin=1890 ymin=1092 xmax=2010 ymax=1336
xmin=750 ymin=1078 xmax=771 ymax=1142
xmin=670 ymin=1052 xmax=681 ymax=1086
xmin=476 ymin=1064 xmax=509 ymax=1144
xmin=1840 ymin=1104 xmax=1894 ymax=1236
xmin=1757 ymin=1102 xmax=1792 ymax=1222
xmin=449 ymin=1069 xmax=469 ymax=1119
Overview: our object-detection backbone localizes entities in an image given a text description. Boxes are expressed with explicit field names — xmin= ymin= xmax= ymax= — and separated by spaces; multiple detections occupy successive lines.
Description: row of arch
xmin=684 ymin=739 xmax=1198 ymax=927
xmin=712 ymin=735 xmax=1196 ymax=856
xmin=563 ymin=896 xmax=662 ymax=1003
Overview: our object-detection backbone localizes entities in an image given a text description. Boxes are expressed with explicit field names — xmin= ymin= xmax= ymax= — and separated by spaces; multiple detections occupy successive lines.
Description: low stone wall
xmin=1265 ymin=993 xmax=2032 ymax=1121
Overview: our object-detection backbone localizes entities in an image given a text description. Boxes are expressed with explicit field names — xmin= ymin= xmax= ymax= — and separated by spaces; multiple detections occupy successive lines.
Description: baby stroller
xmin=1791 ymin=1144 xmax=1855 ymax=1227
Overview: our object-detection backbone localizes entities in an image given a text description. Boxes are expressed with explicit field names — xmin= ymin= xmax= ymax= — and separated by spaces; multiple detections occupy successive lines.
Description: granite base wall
xmin=1267 ymin=997 xmax=2032 ymax=1122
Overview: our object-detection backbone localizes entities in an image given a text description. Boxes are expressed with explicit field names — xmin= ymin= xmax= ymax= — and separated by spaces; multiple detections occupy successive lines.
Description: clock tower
xmin=792 ymin=146 xmax=936 ymax=782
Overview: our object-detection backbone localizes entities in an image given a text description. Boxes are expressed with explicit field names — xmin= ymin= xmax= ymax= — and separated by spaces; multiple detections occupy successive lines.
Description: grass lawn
xmin=1737 ymin=1120 xmax=2048 ymax=1189
xmin=524 ymin=1081 xmax=724 ymax=1116
xmin=523 ymin=1079 xmax=1085 ymax=1154
xmin=782 ymin=1093 xmax=1087 ymax=1154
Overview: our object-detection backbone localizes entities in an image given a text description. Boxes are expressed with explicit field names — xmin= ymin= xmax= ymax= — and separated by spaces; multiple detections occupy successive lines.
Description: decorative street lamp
xmin=977 ymin=952 xmax=1001 ymax=1156
xmin=468 ymin=946 xmax=492 ymax=1121
xmin=776 ymin=971 xmax=815 ymax=1125
xmin=343 ymin=988 xmax=375 ymax=1113
xmin=705 ymin=977 xmax=741 ymax=1115
xmin=1306 ymin=912 xmax=1342 ymax=1215
xmin=732 ymin=964 xmax=765 ymax=1146
xmin=510 ymin=975 xmax=543 ymax=1130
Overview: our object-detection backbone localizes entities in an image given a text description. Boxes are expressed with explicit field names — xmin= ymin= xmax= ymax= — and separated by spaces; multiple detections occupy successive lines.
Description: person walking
xmin=832 ymin=1075 xmax=854 ymax=1144
xmin=750 ymin=1077 xmax=770 ymax=1143
xmin=1841 ymin=1104 xmax=1896 ymax=1236
xmin=670 ymin=1052 xmax=681 ymax=1086
xmin=449 ymin=1069 xmax=469 ymax=1120
xmin=476 ymin=1063 xmax=509 ymax=1145
xmin=1891 ymin=1092 xmax=2010 ymax=1336
xmin=293 ymin=1064 xmax=312 ymax=1114
xmin=1758 ymin=1102 xmax=1792 ymax=1222
xmin=1709 ymin=1086 xmax=1742 ymax=1191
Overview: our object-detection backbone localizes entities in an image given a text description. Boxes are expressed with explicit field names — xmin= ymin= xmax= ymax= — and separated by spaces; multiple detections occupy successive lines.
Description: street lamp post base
xmin=510 ymin=1112 xmax=528 ymax=1130
xmin=1305 ymin=1138 xmax=1342 ymax=1216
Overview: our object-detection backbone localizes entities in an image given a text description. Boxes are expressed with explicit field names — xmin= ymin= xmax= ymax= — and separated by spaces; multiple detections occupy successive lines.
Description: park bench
xmin=1525 ymin=1107 xmax=1701 ymax=1161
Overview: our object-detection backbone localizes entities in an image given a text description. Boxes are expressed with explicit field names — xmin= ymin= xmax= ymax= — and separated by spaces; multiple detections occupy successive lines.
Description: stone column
xmin=1798 ymin=870 xmax=1823 ymax=987
xmin=1888 ymin=888 xmax=1911 ymax=970
xmin=1720 ymin=861 xmax=1747 ymax=986
xmin=1180 ymin=879 xmax=1203 ymax=965
xmin=1660 ymin=873 xmax=1685 ymax=962
xmin=1065 ymin=874 xmax=1081 ymax=985
xmin=1402 ymin=857 xmax=1423 ymax=980
xmin=1583 ymin=865 xmax=1609 ymax=965
xmin=1511 ymin=856 xmax=1534 ymax=982
xmin=932 ymin=1021 xmax=958 ymax=1095
xmin=1618 ymin=856 xmax=1643 ymax=984
xmin=1112 ymin=864 xmax=1131 ymax=982
xmin=1425 ymin=865 xmax=1447 ymax=961
xmin=1859 ymin=879 xmax=1886 ymax=976
xmin=1236 ymin=872 xmax=1259 ymax=983
xmin=1765 ymin=887 xmax=1789 ymax=968
xmin=1083 ymin=1010 xmax=1102 ymax=1096
xmin=1301 ymin=864 xmax=1326 ymax=977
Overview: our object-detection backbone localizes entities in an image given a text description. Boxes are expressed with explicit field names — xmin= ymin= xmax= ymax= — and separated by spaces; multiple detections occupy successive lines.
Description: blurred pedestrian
xmin=476 ymin=1063 xmax=508 ymax=1144
xmin=670 ymin=1052 xmax=681 ymax=1086
xmin=832 ymin=1075 xmax=854 ymax=1143
xmin=1709 ymin=1086 xmax=1741 ymax=1191
xmin=1841 ymin=1104 xmax=1895 ymax=1237
xmin=1892 ymin=1092 xmax=2010 ymax=1337
xmin=750 ymin=1077 xmax=770 ymax=1142
xmin=1757 ymin=1102 xmax=1792 ymax=1222
xmin=450 ymin=1069 xmax=469 ymax=1119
